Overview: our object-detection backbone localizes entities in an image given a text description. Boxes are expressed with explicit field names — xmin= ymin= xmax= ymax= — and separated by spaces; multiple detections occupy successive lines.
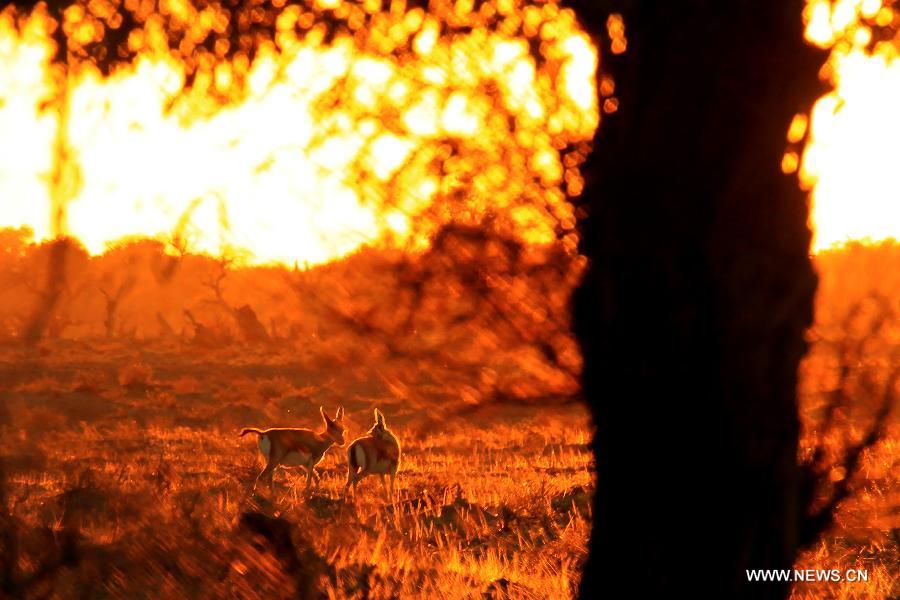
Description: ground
xmin=0 ymin=342 xmax=593 ymax=599
xmin=0 ymin=243 xmax=897 ymax=599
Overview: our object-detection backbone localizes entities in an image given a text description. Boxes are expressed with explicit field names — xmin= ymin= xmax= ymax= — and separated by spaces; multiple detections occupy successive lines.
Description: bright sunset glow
xmin=803 ymin=0 xmax=900 ymax=251
xmin=0 ymin=1 xmax=598 ymax=266
xmin=2 ymin=0 xmax=898 ymax=264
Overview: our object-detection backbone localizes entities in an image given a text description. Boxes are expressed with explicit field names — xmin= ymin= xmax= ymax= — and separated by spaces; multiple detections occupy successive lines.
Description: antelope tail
xmin=239 ymin=427 xmax=265 ymax=438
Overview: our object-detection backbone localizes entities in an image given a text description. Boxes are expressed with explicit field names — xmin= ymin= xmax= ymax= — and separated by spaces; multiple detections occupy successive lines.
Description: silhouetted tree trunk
xmin=570 ymin=2 xmax=825 ymax=597
xmin=23 ymin=240 xmax=70 ymax=344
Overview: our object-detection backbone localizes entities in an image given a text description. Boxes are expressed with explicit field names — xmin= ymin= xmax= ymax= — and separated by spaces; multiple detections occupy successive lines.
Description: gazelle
xmin=344 ymin=408 xmax=401 ymax=503
xmin=240 ymin=406 xmax=346 ymax=494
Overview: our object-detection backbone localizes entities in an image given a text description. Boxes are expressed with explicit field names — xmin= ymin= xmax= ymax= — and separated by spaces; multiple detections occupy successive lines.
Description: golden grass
xmin=790 ymin=244 xmax=900 ymax=599
xmin=1 ymin=243 xmax=898 ymax=598
xmin=0 ymin=349 xmax=593 ymax=598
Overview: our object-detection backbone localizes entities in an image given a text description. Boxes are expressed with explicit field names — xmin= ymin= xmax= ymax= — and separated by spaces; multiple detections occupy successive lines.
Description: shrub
xmin=118 ymin=361 xmax=154 ymax=390
xmin=71 ymin=370 xmax=108 ymax=394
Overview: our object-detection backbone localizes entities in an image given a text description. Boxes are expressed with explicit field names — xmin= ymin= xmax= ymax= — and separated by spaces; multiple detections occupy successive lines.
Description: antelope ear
xmin=335 ymin=406 xmax=344 ymax=421
xmin=320 ymin=406 xmax=329 ymax=422
xmin=374 ymin=408 xmax=385 ymax=426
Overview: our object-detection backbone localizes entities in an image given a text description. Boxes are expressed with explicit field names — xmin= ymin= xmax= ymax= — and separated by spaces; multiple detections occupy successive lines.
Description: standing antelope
xmin=344 ymin=408 xmax=401 ymax=503
xmin=240 ymin=406 xmax=346 ymax=494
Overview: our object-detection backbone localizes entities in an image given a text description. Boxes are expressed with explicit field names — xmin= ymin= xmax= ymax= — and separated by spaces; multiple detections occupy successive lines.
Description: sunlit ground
xmin=0 ymin=340 xmax=593 ymax=598
xmin=0 ymin=239 xmax=895 ymax=598
xmin=791 ymin=243 xmax=900 ymax=599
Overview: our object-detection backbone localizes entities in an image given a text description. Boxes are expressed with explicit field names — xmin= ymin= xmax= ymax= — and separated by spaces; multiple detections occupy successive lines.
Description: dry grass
xmin=790 ymin=243 xmax=900 ymax=599
xmin=1 ymin=243 xmax=898 ymax=598
xmin=0 ymin=343 xmax=593 ymax=599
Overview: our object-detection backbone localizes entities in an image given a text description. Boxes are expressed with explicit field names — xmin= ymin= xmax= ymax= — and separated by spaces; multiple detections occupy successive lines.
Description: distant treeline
xmin=0 ymin=224 xmax=586 ymax=400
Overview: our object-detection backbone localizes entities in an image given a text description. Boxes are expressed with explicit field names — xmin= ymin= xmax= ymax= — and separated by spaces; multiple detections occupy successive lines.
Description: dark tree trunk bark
xmin=570 ymin=2 xmax=825 ymax=597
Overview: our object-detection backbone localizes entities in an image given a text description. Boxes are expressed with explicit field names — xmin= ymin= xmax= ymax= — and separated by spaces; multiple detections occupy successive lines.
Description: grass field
xmin=0 ymin=243 xmax=897 ymax=599
xmin=790 ymin=244 xmax=899 ymax=599
xmin=0 ymin=343 xmax=593 ymax=598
